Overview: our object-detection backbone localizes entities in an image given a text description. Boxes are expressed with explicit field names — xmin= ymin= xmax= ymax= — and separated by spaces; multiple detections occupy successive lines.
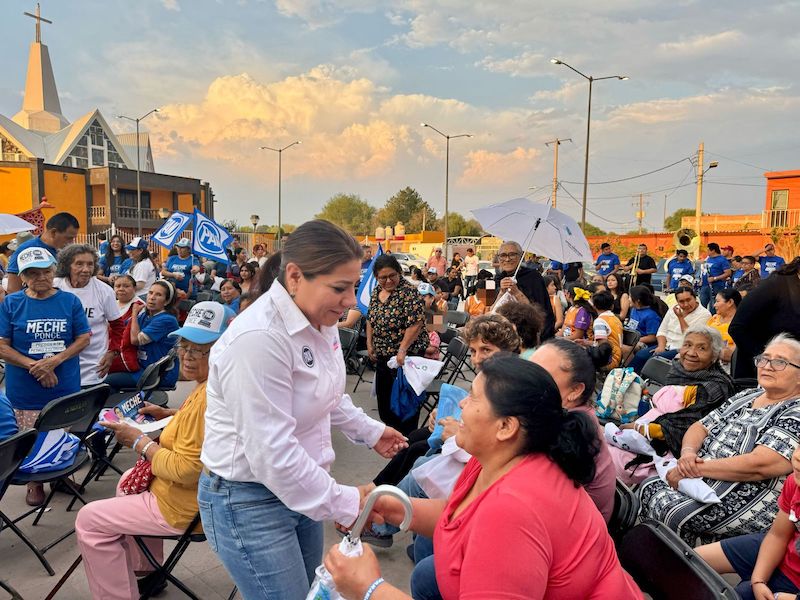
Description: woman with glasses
xmin=76 ymin=302 xmax=235 ymax=599
xmin=639 ymin=333 xmax=800 ymax=544
xmin=368 ymin=253 xmax=431 ymax=436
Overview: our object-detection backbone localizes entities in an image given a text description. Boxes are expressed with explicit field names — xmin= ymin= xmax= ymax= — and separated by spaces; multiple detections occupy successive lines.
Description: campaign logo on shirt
xmin=302 ymin=346 xmax=314 ymax=367
xmin=26 ymin=319 xmax=68 ymax=356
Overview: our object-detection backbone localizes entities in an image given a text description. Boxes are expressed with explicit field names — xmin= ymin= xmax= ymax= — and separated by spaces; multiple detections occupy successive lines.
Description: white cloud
xmin=477 ymin=51 xmax=547 ymax=78
xmin=658 ymin=30 xmax=744 ymax=56
xmin=161 ymin=0 xmax=181 ymax=11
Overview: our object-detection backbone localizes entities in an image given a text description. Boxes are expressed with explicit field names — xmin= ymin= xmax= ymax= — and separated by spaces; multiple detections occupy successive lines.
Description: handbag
xmin=390 ymin=368 xmax=426 ymax=422
xmin=595 ymin=367 xmax=644 ymax=424
xmin=119 ymin=456 xmax=154 ymax=495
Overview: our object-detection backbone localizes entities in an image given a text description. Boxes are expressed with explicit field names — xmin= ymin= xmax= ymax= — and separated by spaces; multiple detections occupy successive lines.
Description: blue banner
xmin=151 ymin=211 xmax=192 ymax=249
xmin=356 ymin=243 xmax=383 ymax=315
xmin=191 ymin=208 xmax=233 ymax=264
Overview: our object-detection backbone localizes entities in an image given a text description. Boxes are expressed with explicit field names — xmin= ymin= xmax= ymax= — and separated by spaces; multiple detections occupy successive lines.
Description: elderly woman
xmin=610 ymin=324 xmax=735 ymax=485
xmin=54 ymin=244 xmax=125 ymax=387
xmin=0 ymin=247 xmax=90 ymax=506
xmin=325 ymin=354 xmax=642 ymax=599
xmin=708 ymin=288 xmax=741 ymax=368
xmin=76 ymin=302 xmax=235 ymax=600
xmin=367 ymin=253 xmax=430 ymax=435
xmin=639 ymin=333 xmax=800 ymax=544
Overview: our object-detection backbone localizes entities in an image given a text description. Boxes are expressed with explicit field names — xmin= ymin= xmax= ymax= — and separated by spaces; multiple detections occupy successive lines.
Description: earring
xmin=290 ymin=287 xmax=297 ymax=299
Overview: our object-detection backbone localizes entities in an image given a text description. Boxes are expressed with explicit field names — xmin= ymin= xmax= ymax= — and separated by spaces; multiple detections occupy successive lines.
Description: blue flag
xmin=356 ymin=243 xmax=383 ymax=315
xmin=191 ymin=208 xmax=233 ymax=264
xmin=151 ymin=211 xmax=192 ymax=249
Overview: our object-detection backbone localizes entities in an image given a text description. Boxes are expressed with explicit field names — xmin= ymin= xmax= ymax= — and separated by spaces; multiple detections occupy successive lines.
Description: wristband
xmin=363 ymin=577 xmax=385 ymax=600
xmin=140 ymin=440 xmax=157 ymax=460
xmin=681 ymin=446 xmax=697 ymax=455
xmin=751 ymin=580 xmax=767 ymax=587
xmin=132 ymin=433 xmax=147 ymax=451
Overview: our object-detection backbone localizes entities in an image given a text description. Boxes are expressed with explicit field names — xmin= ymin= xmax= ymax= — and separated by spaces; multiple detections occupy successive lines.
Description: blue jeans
xmin=373 ymin=455 xmax=432 ymax=537
xmin=104 ymin=371 xmax=141 ymax=390
xmin=628 ymin=348 xmax=678 ymax=374
xmin=198 ymin=471 xmax=323 ymax=600
xmin=411 ymin=554 xmax=442 ymax=600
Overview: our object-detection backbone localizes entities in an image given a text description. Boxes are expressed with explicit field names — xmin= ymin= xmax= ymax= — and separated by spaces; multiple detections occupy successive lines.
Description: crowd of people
xmin=4 ymin=213 xmax=800 ymax=599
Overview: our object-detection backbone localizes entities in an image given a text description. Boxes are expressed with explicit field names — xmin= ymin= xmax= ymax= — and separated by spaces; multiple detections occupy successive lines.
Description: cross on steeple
xmin=23 ymin=3 xmax=52 ymax=44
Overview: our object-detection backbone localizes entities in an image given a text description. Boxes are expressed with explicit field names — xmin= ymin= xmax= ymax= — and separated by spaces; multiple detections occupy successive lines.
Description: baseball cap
xmin=175 ymin=238 xmax=191 ymax=248
xmin=17 ymin=246 xmax=56 ymax=272
xmin=125 ymin=236 xmax=148 ymax=251
xmin=168 ymin=301 xmax=236 ymax=344
xmin=721 ymin=245 xmax=734 ymax=252
xmin=16 ymin=231 xmax=33 ymax=245
xmin=678 ymin=274 xmax=695 ymax=286
xmin=418 ymin=282 xmax=436 ymax=296
xmin=7 ymin=239 xmax=18 ymax=251
xmin=427 ymin=267 xmax=438 ymax=274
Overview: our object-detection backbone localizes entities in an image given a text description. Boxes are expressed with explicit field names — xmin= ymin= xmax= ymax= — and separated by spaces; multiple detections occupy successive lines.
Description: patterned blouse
xmin=368 ymin=278 xmax=429 ymax=358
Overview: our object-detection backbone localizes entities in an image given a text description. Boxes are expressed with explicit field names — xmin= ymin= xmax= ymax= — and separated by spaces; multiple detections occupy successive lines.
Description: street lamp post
xmin=421 ymin=123 xmax=471 ymax=252
xmin=550 ymin=59 xmax=627 ymax=232
xmin=260 ymin=142 xmax=301 ymax=248
xmin=117 ymin=109 xmax=158 ymax=236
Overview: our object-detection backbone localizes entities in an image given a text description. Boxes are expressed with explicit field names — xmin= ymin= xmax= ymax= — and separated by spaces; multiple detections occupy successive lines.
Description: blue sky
xmin=2 ymin=0 xmax=799 ymax=232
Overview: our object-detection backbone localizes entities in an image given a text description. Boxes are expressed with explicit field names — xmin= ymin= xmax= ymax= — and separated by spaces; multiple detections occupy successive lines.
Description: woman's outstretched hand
xmin=373 ymin=427 xmax=408 ymax=458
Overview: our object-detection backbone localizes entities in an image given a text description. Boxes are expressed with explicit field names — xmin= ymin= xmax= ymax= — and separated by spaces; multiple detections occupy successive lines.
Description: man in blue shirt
xmin=5 ymin=212 xmax=79 ymax=293
xmin=756 ymin=243 xmax=786 ymax=279
xmin=699 ymin=243 xmax=732 ymax=314
xmin=666 ymin=249 xmax=696 ymax=290
xmin=546 ymin=260 xmax=563 ymax=281
xmin=594 ymin=243 xmax=620 ymax=277
xmin=161 ymin=238 xmax=200 ymax=297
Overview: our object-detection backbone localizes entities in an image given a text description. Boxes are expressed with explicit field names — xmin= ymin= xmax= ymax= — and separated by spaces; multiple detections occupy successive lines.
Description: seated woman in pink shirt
xmin=324 ymin=353 xmax=642 ymax=600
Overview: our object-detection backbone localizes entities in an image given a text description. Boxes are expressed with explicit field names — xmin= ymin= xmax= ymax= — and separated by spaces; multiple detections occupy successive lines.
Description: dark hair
xmin=479 ymin=353 xmax=598 ymax=485
xmin=477 ymin=269 xmax=494 ymax=281
xmin=0 ymin=242 xmax=10 ymax=254
xmin=676 ymin=249 xmax=688 ymax=256
xmin=629 ymin=285 xmax=656 ymax=308
xmin=113 ymin=273 xmax=137 ymax=287
xmin=601 ymin=242 xmax=610 ymax=249
xmin=278 ymin=220 xmax=362 ymax=285
xmin=239 ymin=262 xmax=256 ymax=277
xmin=715 ymin=288 xmax=742 ymax=307
xmin=98 ymin=233 xmax=107 ymax=240
xmin=104 ymin=234 xmax=128 ymax=268
xmin=372 ymin=254 xmax=402 ymax=277
xmin=674 ymin=285 xmax=696 ymax=298
xmin=239 ymin=292 xmax=255 ymax=312
xmin=45 ymin=212 xmax=79 ymax=232
xmin=587 ymin=281 xmax=605 ymax=294
xmin=777 ymin=257 xmax=800 ymax=276
xmin=592 ymin=290 xmax=614 ymax=311
xmin=412 ymin=267 xmax=423 ymax=280
xmin=605 ymin=272 xmax=628 ymax=295
xmin=496 ymin=302 xmax=544 ymax=349
xmin=250 ymin=251 xmax=282 ymax=299
xmin=150 ymin=280 xmax=178 ymax=316
xmin=638 ymin=244 xmax=648 ymax=250
xmin=463 ymin=314 xmax=521 ymax=353
xmin=708 ymin=243 xmax=721 ymax=253
xmin=732 ymin=255 xmax=742 ymax=262
xmin=566 ymin=283 xmax=597 ymax=318
xmin=543 ymin=274 xmax=562 ymax=291
xmin=221 ymin=279 xmax=241 ymax=294
xmin=742 ymin=255 xmax=756 ymax=264
xmin=538 ymin=338 xmax=600 ymax=404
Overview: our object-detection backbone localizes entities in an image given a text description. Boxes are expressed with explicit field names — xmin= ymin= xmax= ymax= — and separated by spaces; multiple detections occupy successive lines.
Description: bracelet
xmin=140 ymin=440 xmax=157 ymax=460
xmin=132 ymin=434 xmax=147 ymax=451
xmin=681 ymin=446 xmax=697 ymax=455
xmin=750 ymin=580 xmax=767 ymax=588
xmin=363 ymin=577 xmax=385 ymax=600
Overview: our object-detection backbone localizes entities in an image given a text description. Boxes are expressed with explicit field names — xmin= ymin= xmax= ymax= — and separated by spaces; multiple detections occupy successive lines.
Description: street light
xmin=550 ymin=58 xmax=627 ymax=232
xmin=117 ymin=109 xmax=158 ymax=236
xmin=259 ymin=141 xmax=301 ymax=247
xmin=421 ymin=123 xmax=472 ymax=252
xmin=250 ymin=214 xmax=260 ymax=229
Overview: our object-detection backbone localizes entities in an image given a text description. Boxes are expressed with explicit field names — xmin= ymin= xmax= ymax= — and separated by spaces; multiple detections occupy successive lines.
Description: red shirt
xmin=433 ymin=456 xmax=642 ymax=600
xmin=777 ymin=475 xmax=800 ymax=586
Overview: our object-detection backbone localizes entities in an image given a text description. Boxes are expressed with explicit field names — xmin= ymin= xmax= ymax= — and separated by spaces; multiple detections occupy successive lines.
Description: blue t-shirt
xmin=136 ymin=311 xmax=180 ymax=387
xmin=666 ymin=258 xmax=696 ymax=290
xmin=226 ymin=296 xmax=241 ymax=313
xmin=731 ymin=268 xmax=744 ymax=285
xmin=759 ymin=255 xmax=786 ymax=278
xmin=6 ymin=237 xmax=58 ymax=275
xmin=627 ymin=307 xmax=661 ymax=339
xmin=165 ymin=255 xmax=200 ymax=295
xmin=0 ymin=290 xmax=90 ymax=410
xmin=0 ymin=391 xmax=18 ymax=442
xmin=594 ymin=252 xmax=620 ymax=276
xmin=701 ymin=254 xmax=730 ymax=290
xmin=99 ymin=254 xmax=132 ymax=277
xmin=98 ymin=241 xmax=109 ymax=256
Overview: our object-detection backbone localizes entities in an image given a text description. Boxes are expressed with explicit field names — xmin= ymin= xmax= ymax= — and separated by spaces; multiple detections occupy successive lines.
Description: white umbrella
xmin=0 ymin=214 xmax=37 ymax=235
xmin=471 ymin=197 xmax=593 ymax=265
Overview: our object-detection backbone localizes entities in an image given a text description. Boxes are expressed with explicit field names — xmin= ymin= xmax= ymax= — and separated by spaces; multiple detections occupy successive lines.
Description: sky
xmin=2 ymin=0 xmax=799 ymax=233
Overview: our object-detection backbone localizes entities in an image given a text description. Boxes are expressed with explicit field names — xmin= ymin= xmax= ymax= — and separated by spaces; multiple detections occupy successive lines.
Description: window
xmin=118 ymin=189 xmax=151 ymax=209
xmin=770 ymin=189 xmax=789 ymax=227
xmin=91 ymin=148 xmax=105 ymax=166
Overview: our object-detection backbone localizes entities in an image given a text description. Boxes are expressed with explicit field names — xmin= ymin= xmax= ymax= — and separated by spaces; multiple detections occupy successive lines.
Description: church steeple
xmin=12 ymin=4 xmax=70 ymax=133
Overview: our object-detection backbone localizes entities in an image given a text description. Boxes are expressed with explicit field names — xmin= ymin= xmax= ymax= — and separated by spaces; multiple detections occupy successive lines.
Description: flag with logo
xmin=151 ymin=211 xmax=192 ymax=249
xmin=191 ymin=208 xmax=233 ymax=264
xmin=356 ymin=243 xmax=383 ymax=315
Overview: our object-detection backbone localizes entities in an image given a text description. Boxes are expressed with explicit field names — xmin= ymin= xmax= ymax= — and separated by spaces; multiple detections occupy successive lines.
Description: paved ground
xmin=0 ymin=372 xmax=416 ymax=599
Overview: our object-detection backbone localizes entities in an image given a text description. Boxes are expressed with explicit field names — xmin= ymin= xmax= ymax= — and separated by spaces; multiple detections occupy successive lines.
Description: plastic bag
xmin=390 ymin=368 xmax=426 ymax=421
xmin=490 ymin=289 xmax=517 ymax=313
xmin=429 ymin=384 xmax=468 ymax=449
xmin=654 ymin=457 xmax=721 ymax=504
xmin=388 ymin=356 xmax=444 ymax=396
xmin=603 ymin=423 xmax=656 ymax=457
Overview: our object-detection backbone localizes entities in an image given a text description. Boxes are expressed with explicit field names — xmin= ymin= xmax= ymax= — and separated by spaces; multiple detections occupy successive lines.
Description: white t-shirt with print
xmin=131 ymin=259 xmax=156 ymax=297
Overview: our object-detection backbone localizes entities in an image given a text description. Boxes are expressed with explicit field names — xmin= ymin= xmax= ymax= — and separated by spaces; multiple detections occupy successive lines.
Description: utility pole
xmin=633 ymin=193 xmax=650 ymax=234
xmin=544 ymin=138 xmax=572 ymax=208
xmin=663 ymin=194 xmax=668 ymax=231
xmin=694 ymin=142 xmax=704 ymax=260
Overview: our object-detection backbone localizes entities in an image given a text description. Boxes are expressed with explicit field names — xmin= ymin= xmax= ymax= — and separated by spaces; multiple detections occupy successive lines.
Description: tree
xmin=315 ymin=193 xmax=376 ymax=236
xmin=664 ymin=208 xmax=700 ymax=232
xmin=582 ymin=222 xmax=606 ymax=237
xmin=376 ymin=187 xmax=437 ymax=233
xmin=220 ymin=219 xmax=239 ymax=232
xmin=445 ymin=213 xmax=483 ymax=237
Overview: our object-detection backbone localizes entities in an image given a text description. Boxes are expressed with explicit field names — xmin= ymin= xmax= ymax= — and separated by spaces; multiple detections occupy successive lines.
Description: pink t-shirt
xmin=573 ymin=404 xmax=616 ymax=523
xmin=434 ymin=456 xmax=642 ymax=600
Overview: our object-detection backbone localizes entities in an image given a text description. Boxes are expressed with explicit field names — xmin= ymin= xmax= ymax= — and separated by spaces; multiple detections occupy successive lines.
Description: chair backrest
xmin=338 ymin=327 xmax=359 ymax=360
xmin=641 ymin=356 xmax=673 ymax=388
xmin=136 ymin=355 xmax=170 ymax=393
xmin=442 ymin=336 xmax=470 ymax=384
xmin=195 ymin=291 xmax=213 ymax=302
xmin=607 ymin=479 xmax=640 ymax=544
xmin=33 ymin=384 xmax=111 ymax=438
xmin=0 ymin=429 xmax=38 ymax=497
xmin=619 ymin=519 xmax=738 ymax=599
xmin=446 ymin=310 xmax=470 ymax=328
xmin=622 ymin=328 xmax=641 ymax=348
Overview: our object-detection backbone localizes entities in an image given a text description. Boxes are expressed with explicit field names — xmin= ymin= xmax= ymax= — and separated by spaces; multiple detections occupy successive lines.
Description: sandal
xmin=334 ymin=522 xmax=393 ymax=548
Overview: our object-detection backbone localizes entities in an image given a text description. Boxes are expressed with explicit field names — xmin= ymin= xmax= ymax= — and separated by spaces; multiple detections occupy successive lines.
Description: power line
xmin=560 ymin=157 xmax=691 ymax=185
xmin=704 ymin=151 xmax=771 ymax=172
xmin=559 ymin=180 xmax=696 ymax=201
xmin=705 ymin=181 xmax=765 ymax=188
xmin=557 ymin=183 xmax=636 ymax=226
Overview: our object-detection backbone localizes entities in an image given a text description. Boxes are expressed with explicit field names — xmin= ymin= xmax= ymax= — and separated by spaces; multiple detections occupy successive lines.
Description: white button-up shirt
xmin=656 ymin=304 xmax=712 ymax=350
xmin=201 ymin=281 xmax=385 ymax=523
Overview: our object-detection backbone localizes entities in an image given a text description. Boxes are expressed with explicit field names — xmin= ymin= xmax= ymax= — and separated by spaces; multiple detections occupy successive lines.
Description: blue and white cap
xmin=168 ymin=301 xmax=236 ymax=344
xmin=125 ymin=236 xmax=148 ymax=251
xmin=17 ymin=246 xmax=56 ymax=272
xmin=418 ymin=282 xmax=436 ymax=296
xmin=175 ymin=238 xmax=191 ymax=248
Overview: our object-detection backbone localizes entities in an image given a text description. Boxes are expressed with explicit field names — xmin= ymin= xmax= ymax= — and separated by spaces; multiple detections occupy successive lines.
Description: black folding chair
xmin=421 ymin=337 xmax=470 ymax=417
xmin=445 ymin=310 xmax=470 ymax=329
xmin=730 ymin=348 xmax=758 ymax=393
xmin=0 ymin=429 xmax=53 ymax=576
xmin=621 ymin=328 xmax=641 ymax=365
xmin=619 ymin=518 xmax=737 ymax=599
xmin=339 ymin=327 xmax=360 ymax=374
xmin=607 ymin=478 xmax=640 ymax=545
xmin=641 ymin=356 xmax=673 ymax=395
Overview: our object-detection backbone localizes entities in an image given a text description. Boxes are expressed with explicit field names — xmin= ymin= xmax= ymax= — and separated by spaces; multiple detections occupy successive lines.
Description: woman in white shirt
xmin=125 ymin=237 xmax=156 ymax=298
xmin=199 ymin=220 xmax=408 ymax=599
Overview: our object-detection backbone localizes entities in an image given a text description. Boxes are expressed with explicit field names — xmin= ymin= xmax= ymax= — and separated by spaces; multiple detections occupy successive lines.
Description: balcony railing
xmin=116 ymin=206 xmax=161 ymax=221
xmin=1 ymin=152 xmax=26 ymax=162
xmin=89 ymin=206 xmax=108 ymax=224
xmin=762 ymin=209 xmax=800 ymax=230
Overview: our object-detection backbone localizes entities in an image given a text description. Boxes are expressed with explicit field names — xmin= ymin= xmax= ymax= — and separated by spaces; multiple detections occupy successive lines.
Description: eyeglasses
xmin=176 ymin=345 xmax=211 ymax=358
xmin=497 ymin=252 xmax=520 ymax=260
xmin=754 ymin=355 xmax=800 ymax=371
xmin=377 ymin=273 xmax=400 ymax=283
